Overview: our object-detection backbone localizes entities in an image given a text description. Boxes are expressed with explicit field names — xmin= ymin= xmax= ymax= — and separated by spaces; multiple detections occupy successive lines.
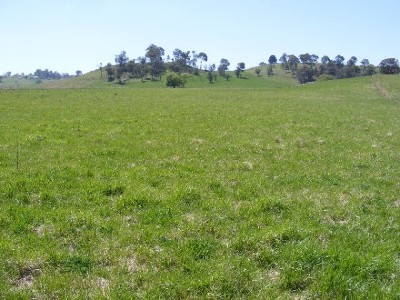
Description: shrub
xmin=165 ymin=71 xmax=186 ymax=88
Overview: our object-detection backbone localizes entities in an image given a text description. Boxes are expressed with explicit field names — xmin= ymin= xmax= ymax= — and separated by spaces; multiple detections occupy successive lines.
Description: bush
xmin=165 ymin=71 xmax=186 ymax=88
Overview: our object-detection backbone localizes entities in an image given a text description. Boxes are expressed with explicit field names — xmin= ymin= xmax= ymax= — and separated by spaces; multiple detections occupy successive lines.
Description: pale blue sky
xmin=1 ymin=0 xmax=399 ymax=74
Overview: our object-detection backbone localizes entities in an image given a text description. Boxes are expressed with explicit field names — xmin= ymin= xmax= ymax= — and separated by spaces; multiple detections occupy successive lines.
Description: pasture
xmin=0 ymin=75 xmax=399 ymax=298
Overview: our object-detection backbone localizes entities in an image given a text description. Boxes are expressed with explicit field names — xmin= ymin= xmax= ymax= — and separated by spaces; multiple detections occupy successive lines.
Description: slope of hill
xmin=0 ymin=65 xmax=298 ymax=90
xmin=2 ymin=65 xmax=399 ymax=95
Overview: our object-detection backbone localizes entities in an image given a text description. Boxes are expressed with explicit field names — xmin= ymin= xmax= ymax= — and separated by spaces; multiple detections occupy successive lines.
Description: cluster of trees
xmin=273 ymin=53 xmax=399 ymax=84
xmin=0 ymin=70 xmax=83 ymax=82
xmin=1 ymin=71 xmax=23 ymax=82
xmin=0 ymin=70 xmax=72 ymax=82
xmin=103 ymin=44 xmax=399 ymax=87
xmin=104 ymin=44 xmax=251 ymax=86
xmin=33 ymin=69 xmax=77 ymax=80
xmin=379 ymin=58 xmax=400 ymax=74
xmin=104 ymin=45 xmax=211 ymax=84
xmin=275 ymin=53 xmax=376 ymax=83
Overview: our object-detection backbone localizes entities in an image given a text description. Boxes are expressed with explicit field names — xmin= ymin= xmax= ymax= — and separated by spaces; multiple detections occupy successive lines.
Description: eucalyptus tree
xmin=268 ymin=55 xmax=277 ymax=64
xmin=198 ymin=52 xmax=208 ymax=70
xmin=321 ymin=55 xmax=331 ymax=64
xmin=335 ymin=55 xmax=345 ymax=68
xmin=379 ymin=58 xmax=400 ymax=74
xmin=145 ymin=44 xmax=165 ymax=80
xmin=235 ymin=62 xmax=245 ymax=78
xmin=279 ymin=53 xmax=289 ymax=70
xmin=218 ymin=58 xmax=231 ymax=79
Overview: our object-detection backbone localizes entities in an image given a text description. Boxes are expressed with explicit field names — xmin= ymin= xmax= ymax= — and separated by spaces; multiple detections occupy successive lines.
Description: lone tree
xmin=235 ymin=62 xmax=245 ymax=78
xmin=268 ymin=55 xmax=277 ymax=64
xmin=255 ymin=68 xmax=261 ymax=77
xmin=379 ymin=58 xmax=400 ymax=74
xmin=218 ymin=58 xmax=230 ymax=79
xmin=198 ymin=52 xmax=208 ymax=70
xmin=207 ymin=64 xmax=216 ymax=83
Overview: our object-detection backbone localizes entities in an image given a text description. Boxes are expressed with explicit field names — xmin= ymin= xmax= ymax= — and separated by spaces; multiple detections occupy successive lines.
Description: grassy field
xmin=0 ymin=65 xmax=296 ymax=90
xmin=1 ymin=75 xmax=399 ymax=298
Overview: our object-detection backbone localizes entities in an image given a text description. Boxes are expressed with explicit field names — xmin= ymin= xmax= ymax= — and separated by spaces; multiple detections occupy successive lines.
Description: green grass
xmin=0 ymin=76 xmax=40 ymax=89
xmin=1 ymin=65 xmax=296 ymax=90
xmin=1 ymin=75 xmax=399 ymax=299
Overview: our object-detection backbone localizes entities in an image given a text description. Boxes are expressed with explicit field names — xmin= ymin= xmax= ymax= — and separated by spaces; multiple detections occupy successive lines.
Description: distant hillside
xmin=1 ymin=65 xmax=298 ymax=90
xmin=1 ymin=66 xmax=399 ymax=97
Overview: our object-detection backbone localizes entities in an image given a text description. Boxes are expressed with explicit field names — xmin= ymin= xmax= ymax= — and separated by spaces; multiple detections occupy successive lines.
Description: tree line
xmin=103 ymin=44 xmax=251 ymax=86
xmin=274 ymin=53 xmax=399 ymax=84
xmin=33 ymin=69 xmax=81 ymax=80
xmin=0 ymin=69 xmax=83 ymax=82
xmin=104 ymin=45 xmax=399 ymax=87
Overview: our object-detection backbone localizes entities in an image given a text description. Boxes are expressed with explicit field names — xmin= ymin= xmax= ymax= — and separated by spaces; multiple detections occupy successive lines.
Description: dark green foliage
xmin=279 ymin=53 xmax=289 ymax=70
xmin=105 ymin=63 xmax=115 ymax=82
xmin=114 ymin=50 xmax=129 ymax=67
xmin=146 ymin=44 xmax=165 ymax=80
xmin=379 ymin=58 xmax=400 ymax=74
xmin=268 ymin=54 xmax=277 ymax=64
xmin=218 ymin=58 xmax=230 ymax=77
xmin=321 ymin=55 xmax=331 ymax=64
xmin=335 ymin=55 xmax=345 ymax=68
xmin=288 ymin=54 xmax=299 ymax=74
xmin=296 ymin=65 xmax=316 ymax=84
xmin=235 ymin=62 xmax=245 ymax=78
